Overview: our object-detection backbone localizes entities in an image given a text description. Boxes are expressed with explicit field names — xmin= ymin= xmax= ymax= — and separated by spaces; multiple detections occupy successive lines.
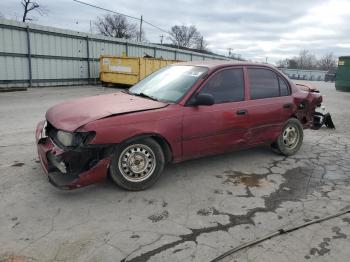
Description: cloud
xmin=1 ymin=0 xmax=350 ymax=63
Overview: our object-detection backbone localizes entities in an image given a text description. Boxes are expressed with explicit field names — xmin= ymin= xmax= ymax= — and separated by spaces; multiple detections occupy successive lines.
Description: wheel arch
xmin=117 ymin=133 xmax=173 ymax=163
xmin=290 ymin=113 xmax=308 ymax=126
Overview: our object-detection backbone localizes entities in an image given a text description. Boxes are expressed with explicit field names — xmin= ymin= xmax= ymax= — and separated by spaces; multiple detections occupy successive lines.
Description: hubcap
xmin=118 ymin=144 xmax=156 ymax=182
xmin=282 ymin=125 xmax=299 ymax=149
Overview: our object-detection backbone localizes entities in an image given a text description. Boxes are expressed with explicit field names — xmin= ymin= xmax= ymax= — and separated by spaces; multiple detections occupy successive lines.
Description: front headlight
xmin=56 ymin=130 xmax=96 ymax=147
xmin=57 ymin=131 xmax=74 ymax=147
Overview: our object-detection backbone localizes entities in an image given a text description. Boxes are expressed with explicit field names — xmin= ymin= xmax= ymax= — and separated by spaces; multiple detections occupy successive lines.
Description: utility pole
xmin=160 ymin=34 xmax=164 ymax=45
xmin=139 ymin=15 xmax=143 ymax=42
xmin=200 ymin=36 xmax=203 ymax=50
xmin=266 ymin=57 xmax=268 ymax=63
xmin=228 ymin=48 xmax=232 ymax=57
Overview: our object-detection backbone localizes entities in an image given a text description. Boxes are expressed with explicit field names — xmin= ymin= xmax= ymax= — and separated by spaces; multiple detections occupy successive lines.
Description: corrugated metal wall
xmin=0 ymin=19 xmax=230 ymax=88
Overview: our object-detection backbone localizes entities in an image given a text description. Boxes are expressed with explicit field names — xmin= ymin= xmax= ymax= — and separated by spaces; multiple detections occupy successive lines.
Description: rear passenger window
xmin=248 ymin=68 xmax=279 ymax=99
xmin=278 ymin=77 xmax=290 ymax=96
xmin=200 ymin=68 xmax=244 ymax=103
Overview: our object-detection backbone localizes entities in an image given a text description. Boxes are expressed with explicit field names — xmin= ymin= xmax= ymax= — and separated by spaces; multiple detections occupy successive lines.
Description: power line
xmin=73 ymin=0 xmax=139 ymax=21
xmin=142 ymin=20 xmax=169 ymax=35
xmin=72 ymin=0 xmax=170 ymax=35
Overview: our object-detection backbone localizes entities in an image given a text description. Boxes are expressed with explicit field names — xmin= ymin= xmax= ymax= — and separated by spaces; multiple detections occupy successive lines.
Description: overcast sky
xmin=2 ymin=0 xmax=350 ymax=63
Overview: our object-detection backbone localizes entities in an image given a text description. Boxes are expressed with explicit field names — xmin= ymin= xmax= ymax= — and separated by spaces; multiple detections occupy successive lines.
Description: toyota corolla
xmin=36 ymin=61 xmax=323 ymax=190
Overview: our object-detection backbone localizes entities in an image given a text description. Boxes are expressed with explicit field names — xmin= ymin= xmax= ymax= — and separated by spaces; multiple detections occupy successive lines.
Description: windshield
xmin=129 ymin=65 xmax=208 ymax=103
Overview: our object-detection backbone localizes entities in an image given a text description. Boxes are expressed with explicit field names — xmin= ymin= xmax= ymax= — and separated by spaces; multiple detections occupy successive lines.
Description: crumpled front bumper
xmin=35 ymin=120 xmax=111 ymax=189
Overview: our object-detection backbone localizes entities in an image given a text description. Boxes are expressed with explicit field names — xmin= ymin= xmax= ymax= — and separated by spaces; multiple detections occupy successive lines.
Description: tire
xmin=273 ymin=118 xmax=304 ymax=156
xmin=109 ymin=138 xmax=165 ymax=191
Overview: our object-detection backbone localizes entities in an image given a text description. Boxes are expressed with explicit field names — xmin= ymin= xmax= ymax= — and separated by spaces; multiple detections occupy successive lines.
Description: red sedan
xmin=36 ymin=61 xmax=323 ymax=190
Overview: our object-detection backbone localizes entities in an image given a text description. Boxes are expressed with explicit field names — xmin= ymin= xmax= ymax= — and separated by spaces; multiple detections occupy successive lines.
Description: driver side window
xmin=199 ymin=68 xmax=244 ymax=103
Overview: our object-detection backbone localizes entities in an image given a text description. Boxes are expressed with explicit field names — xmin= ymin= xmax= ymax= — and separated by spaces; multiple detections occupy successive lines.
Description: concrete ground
xmin=0 ymin=82 xmax=349 ymax=262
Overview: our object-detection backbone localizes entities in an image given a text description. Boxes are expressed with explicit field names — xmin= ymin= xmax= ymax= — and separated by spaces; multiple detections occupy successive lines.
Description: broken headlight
xmin=57 ymin=131 xmax=75 ymax=147
xmin=56 ymin=130 xmax=95 ymax=147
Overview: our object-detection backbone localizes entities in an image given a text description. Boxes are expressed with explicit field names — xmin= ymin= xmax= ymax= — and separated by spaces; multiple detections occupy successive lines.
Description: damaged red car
xmin=36 ymin=61 xmax=324 ymax=190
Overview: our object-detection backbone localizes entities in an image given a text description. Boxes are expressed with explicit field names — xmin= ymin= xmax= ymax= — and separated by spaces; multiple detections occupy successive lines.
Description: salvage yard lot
xmin=0 ymin=81 xmax=350 ymax=262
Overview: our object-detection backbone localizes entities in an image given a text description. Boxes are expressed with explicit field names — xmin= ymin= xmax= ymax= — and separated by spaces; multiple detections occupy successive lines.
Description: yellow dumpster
xmin=99 ymin=56 xmax=179 ymax=86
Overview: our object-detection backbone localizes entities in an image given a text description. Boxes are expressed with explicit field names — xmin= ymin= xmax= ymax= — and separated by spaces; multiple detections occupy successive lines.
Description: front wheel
xmin=272 ymin=118 xmax=304 ymax=156
xmin=110 ymin=138 xmax=165 ymax=190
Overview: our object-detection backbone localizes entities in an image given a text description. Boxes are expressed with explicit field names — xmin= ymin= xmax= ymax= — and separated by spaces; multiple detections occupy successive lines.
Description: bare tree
xmin=281 ymin=50 xmax=336 ymax=70
xmin=169 ymin=25 xmax=203 ymax=49
xmin=296 ymin=50 xmax=317 ymax=70
xmin=318 ymin=52 xmax=336 ymax=70
xmin=95 ymin=14 xmax=138 ymax=40
xmin=276 ymin=59 xmax=288 ymax=68
xmin=21 ymin=0 xmax=46 ymax=22
xmin=193 ymin=36 xmax=209 ymax=51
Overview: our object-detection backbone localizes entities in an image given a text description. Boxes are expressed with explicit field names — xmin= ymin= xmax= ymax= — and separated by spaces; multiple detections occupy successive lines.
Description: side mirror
xmin=194 ymin=93 xmax=215 ymax=106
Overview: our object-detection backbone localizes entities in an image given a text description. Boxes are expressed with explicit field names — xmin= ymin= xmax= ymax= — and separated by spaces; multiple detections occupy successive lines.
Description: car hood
xmin=46 ymin=92 xmax=168 ymax=131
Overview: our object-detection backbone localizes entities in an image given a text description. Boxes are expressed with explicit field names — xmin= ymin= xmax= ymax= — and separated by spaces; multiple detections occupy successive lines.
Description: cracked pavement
xmin=0 ymin=82 xmax=349 ymax=262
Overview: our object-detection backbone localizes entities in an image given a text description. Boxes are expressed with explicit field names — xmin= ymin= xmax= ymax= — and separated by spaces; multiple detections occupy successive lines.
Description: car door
xmin=181 ymin=67 xmax=250 ymax=160
xmin=245 ymin=67 xmax=293 ymax=145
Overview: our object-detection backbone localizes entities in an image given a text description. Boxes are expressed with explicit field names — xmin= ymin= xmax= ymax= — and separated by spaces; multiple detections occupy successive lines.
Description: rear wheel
xmin=110 ymin=138 xmax=165 ymax=190
xmin=273 ymin=118 xmax=303 ymax=156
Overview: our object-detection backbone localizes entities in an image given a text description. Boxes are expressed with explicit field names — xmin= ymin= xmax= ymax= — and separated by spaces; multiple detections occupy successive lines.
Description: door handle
xmin=283 ymin=103 xmax=293 ymax=109
xmin=236 ymin=109 xmax=247 ymax=115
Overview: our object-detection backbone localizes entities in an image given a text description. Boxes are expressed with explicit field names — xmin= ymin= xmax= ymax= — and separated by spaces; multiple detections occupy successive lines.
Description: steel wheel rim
xmin=282 ymin=125 xmax=299 ymax=149
xmin=118 ymin=144 xmax=156 ymax=182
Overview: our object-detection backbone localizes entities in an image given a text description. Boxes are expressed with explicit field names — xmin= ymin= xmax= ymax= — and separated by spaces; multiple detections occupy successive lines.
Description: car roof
xmin=173 ymin=60 xmax=278 ymax=70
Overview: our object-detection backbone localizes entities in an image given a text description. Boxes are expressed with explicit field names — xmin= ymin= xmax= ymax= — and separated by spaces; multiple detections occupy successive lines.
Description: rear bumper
xmin=36 ymin=120 xmax=111 ymax=189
